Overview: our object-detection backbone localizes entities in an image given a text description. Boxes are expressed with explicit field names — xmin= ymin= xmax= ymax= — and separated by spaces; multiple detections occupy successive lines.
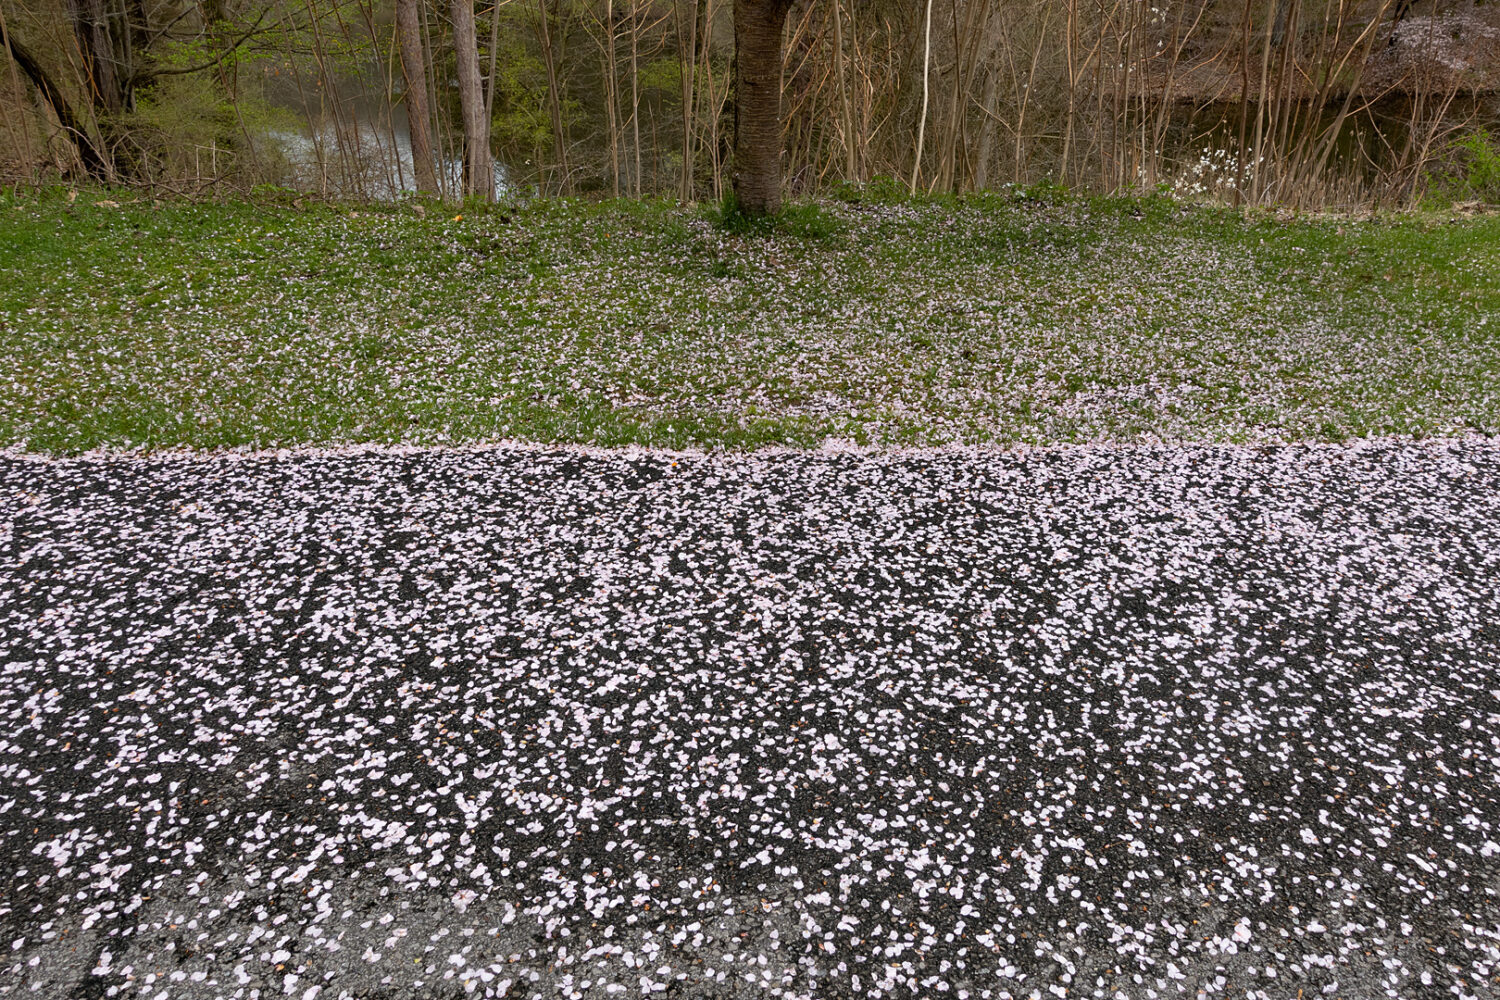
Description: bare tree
xmin=676 ymin=0 xmax=698 ymax=200
xmin=69 ymin=0 xmax=119 ymax=112
xmin=628 ymin=0 xmax=641 ymax=195
xmin=588 ymin=0 xmax=623 ymax=196
xmin=5 ymin=30 xmax=108 ymax=177
xmin=452 ymin=0 xmax=494 ymax=199
xmin=536 ymin=0 xmax=570 ymax=194
xmin=732 ymin=0 xmax=793 ymax=215
xmin=909 ymin=0 xmax=932 ymax=194
xmin=395 ymin=0 xmax=438 ymax=194
xmin=0 ymin=4 xmax=36 ymax=177
xmin=831 ymin=0 xmax=856 ymax=182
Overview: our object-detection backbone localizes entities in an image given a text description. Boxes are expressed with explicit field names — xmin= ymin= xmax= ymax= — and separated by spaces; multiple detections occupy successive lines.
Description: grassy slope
xmin=1 ymin=188 xmax=1496 ymax=454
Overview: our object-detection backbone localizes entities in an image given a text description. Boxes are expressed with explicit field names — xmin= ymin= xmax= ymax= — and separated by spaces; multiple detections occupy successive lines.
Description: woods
xmin=1 ymin=0 xmax=1496 ymax=209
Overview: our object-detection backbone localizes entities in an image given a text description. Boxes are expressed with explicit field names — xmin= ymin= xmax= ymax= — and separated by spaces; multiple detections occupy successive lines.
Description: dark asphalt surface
xmin=2 ymin=440 xmax=1499 ymax=1000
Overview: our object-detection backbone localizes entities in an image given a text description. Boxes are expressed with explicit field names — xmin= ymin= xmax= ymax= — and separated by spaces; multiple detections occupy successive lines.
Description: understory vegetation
xmin=4 ymin=0 xmax=1498 ymax=209
xmin=1 ymin=187 xmax=1496 ymax=454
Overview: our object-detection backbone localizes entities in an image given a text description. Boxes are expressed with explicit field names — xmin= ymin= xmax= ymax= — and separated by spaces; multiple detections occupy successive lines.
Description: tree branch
xmin=127 ymin=5 xmax=272 ymax=86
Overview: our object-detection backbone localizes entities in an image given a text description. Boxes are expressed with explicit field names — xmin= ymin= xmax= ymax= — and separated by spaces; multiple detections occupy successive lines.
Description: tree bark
xmin=831 ymin=0 xmax=855 ymax=183
xmin=628 ymin=0 xmax=642 ymax=197
xmin=0 ymin=4 xmax=36 ymax=175
xmin=602 ymin=0 xmax=621 ymax=196
xmin=677 ymin=0 xmax=698 ymax=200
xmin=972 ymin=63 xmax=1000 ymax=190
xmin=702 ymin=0 xmax=725 ymax=199
xmin=537 ymin=0 xmax=569 ymax=194
xmin=485 ymin=0 xmax=501 ymax=118
xmin=395 ymin=0 xmax=438 ymax=194
xmin=70 ymin=0 xmax=119 ymax=113
xmin=6 ymin=32 xmax=110 ymax=177
xmin=732 ymin=0 xmax=792 ymax=215
xmin=1250 ymin=0 xmax=1276 ymax=204
xmin=909 ymin=0 xmax=933 ymax=195
xmin=451 ymin=0 xmax=494 ymax=199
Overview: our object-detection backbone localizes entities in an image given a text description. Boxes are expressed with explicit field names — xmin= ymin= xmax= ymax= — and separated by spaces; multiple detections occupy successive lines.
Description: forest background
xmin=1 ymin=0 xmax=1498 ymax=211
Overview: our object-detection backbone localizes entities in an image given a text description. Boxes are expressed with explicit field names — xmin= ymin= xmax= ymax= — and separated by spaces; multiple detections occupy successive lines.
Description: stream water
xmin=268 ymin=114 xmax=509 ymax=201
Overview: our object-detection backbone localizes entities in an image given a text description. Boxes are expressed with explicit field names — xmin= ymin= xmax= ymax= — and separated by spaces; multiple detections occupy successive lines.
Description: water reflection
xmin=268 ymin=116 xmax=509 ymax=201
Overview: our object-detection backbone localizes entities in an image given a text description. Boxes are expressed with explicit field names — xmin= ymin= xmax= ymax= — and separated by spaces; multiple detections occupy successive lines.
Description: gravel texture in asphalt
xmin=2 ymin=440 xmax=1499 ymax=1000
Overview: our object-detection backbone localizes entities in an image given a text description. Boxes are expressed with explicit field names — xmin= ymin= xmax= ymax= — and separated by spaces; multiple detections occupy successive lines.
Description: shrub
xmin=1425 ymin=129 xmax=1500 ymax=205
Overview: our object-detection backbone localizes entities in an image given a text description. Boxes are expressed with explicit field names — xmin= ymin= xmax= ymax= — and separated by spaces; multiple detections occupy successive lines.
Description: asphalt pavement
xmin=2 ymin=440 xmax=1498 ymax=1000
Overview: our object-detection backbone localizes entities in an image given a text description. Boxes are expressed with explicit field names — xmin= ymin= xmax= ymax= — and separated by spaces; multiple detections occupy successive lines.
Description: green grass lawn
xmin=1 ymin=187 xmax=1496 ymax=454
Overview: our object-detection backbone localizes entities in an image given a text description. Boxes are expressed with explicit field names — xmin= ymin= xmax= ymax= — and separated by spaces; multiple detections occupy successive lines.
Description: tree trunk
xmin=451 ymin=0 xmax=493 ymax=199
xmin=395 ymin=0 xmax=438 ymax=194
xmin=602 ymin=0 xmax=621 ymax=196
xmin=909 ymin=0 xmax=933 ymax=195
xmin=677 ymin=0 xmax=698 ymax=201
xmin=972 ymin=63 xmax=1000 ymax=190
xmin=484 ymin=0 xmax=501 ymax=132
xmin=1234 ymin=0 xmax=1252 ymax=204
xmin=1060 ymin=0 xmax=1077 ymax=186
xmin=1250 ymin=0 xmax=1276 ymax=204
xmin=537 ymin=0 xmax=569 ymax=194
xmin=702 ymin=0 xmax=724 ymax=199
xmin=0 ymin=4 xmax=36 ymax=176
xmin=831 ymin=0 xmax=855 ymax=183
xmin=732 ymin=0 xmax=792 ymax=215
xmin=6 ymin=33 xmax=110 ymax=177
xmin=629 ymin=0 xmax=642 ymax=197
xmin=70 ymin=0 xmax=119 ymax=113
xmin=419 ymin=0 xmax=452 ymax=197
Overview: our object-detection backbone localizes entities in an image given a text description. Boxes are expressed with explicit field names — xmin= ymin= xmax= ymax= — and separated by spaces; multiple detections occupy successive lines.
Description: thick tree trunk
xmin=70 ymin=0 xmax=119 ymax=113
xmin=6 ymin=33 xmax=110 ymax=177
xmin=451 ymin=0 xmax=493 ymax=200
xmin=732 ymin=0 xmax=791 ymax=215
xmin=395 ymin=0 xmax=438 ymax=194
xmin=0 ymin=5 xmax=36 ymax=174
